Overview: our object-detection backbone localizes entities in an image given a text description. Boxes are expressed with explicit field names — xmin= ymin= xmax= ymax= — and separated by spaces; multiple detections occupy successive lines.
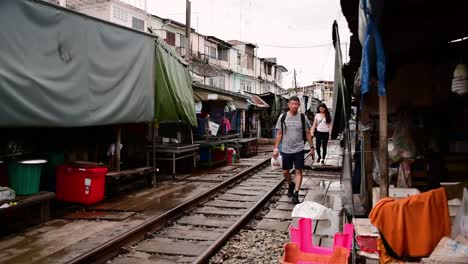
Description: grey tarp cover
xmin=154 ymin=39 xmax=197 ymax=127
xmin=0 ymin=0 xmax=155 ymax=127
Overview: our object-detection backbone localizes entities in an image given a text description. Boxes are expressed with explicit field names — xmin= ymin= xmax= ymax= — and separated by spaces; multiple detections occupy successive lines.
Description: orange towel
xmin=369 ymin=187 xmax=451 ymax=260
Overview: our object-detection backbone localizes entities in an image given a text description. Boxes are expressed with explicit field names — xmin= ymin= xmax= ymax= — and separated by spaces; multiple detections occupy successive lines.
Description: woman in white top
xmin=311 ymin=103 xmax=332 ymax=164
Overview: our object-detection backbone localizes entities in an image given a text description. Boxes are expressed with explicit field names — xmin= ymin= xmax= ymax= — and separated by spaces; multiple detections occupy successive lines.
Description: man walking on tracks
xmin=273 ymin=96 xmax=314 ymax=204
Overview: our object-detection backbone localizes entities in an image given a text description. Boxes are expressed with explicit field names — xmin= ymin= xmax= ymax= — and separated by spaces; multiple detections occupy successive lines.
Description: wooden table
xmin=146 ymin=144 xmax=200 ymax=177
xmin=195 ymin=134 xmax=240 ymax=167
xmin=238 ymin=137 xmax=258 ymax=157
xmin=106 ymin=166 xmax=155 ymax=192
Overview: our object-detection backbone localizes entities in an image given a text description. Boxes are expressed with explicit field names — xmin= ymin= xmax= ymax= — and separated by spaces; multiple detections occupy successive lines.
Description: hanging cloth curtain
xmin=360 ymin=0 xmax=387 ymax=97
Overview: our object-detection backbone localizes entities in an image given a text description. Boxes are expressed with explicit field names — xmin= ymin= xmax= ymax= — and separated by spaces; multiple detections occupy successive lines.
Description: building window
xmin=208 ymin=75 xmax=225 ymax=89
xmin=209 ymin=46 xmax=217 ymax=59
xmin=245 ymin=46 xmax=254 ymax=56
xmin=113 ymin=6 xmax=129 ymax=23
xmin=165 ymin=31 xmax=176 ymax=46
xmin=132 ymin=17 xmax=144 ymax=31
xmin=246 ymin=55 xmax=254 ymax=70
xmin=241 ymin=79 xmax=253 ymax=93
xmin=237 ymin=52 xmax=241 ymax=65
xmin=267 ymin=65 xmax=272 ymax=76
xmin=217 ymin=46 xmax=228 ymax=61
xmin=218 ymin=75 xmax=225 ymax=89
xmin=179 ymin=34 xmax=187 ymax=48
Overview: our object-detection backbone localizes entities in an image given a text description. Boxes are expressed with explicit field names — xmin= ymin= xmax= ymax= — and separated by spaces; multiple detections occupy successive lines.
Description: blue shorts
xmin=281 ymin=151 xmax=305 ymax=170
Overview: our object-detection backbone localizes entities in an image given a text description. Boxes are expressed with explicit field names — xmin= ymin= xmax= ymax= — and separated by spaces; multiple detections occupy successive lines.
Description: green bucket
xmin=9 ymin=160 xmax=47 ymax=195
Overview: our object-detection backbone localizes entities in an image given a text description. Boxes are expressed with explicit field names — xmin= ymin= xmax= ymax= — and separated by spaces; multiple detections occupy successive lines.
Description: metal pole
xmin=293 ymin=69 xmax=298 ymax=93
xmin=185 ymin=0 xmax=191 ymax=61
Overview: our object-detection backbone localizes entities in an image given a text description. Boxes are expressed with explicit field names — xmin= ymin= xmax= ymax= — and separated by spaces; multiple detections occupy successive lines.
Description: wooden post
xmin=205 ymin=115 xmax=210 ymax=141
xmin=115 ymin=126 xmax=122 ymax=172
xmin=361 ymin=109 xmax=373 ymax=212
xmin=240 ymin=110 xmax=244 ymax=139
xmin=153 ymin=123 xmax=158 ymax=186
xmin=379 ymin=95 xmax=389 ymax=198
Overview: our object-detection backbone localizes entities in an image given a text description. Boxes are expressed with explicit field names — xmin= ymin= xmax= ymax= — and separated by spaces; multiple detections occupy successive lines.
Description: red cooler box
xmin=56 ymin=164 xmax=107 ymax=205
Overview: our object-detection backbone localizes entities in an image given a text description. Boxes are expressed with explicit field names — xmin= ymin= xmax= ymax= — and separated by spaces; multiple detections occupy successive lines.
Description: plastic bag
xmin=291 ymin=201 xmax=340 ymax=236
xmin=291 ymin=201 xmax=333 ymax=220
xmin=0 ymin=187 xmax=15 ymax=202
xmin=388 ymin=110 xmax=416 ymax=163
xmin=452 ymin=188 xmax=468 ymax=239
xmin=271 ymin=155 xmax=282 ymax=169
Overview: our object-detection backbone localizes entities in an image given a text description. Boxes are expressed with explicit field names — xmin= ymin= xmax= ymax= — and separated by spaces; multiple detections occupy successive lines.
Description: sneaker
xmin=292 ymin=191 xmax=300 ymax=204
xmin=316 ymin=157 xmax=321 ymax=163
xmin=287 ymin=182 xmax=295 ymax=197
xmin=321 ymin=160 xmax=325 ymax=165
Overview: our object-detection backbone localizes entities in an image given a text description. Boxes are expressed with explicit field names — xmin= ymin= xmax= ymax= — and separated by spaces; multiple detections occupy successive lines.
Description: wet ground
xmin=0 ymin=154 xmax=270 ymax=264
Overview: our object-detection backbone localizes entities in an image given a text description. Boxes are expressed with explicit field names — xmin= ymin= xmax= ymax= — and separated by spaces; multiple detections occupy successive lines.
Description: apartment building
xmin=298 ymin=80 xmax=334 ymax=108
xmin=44 ymin=0 xmax=288 ymax=95
xmin=46 ymin=0 xmax=149 ymax=32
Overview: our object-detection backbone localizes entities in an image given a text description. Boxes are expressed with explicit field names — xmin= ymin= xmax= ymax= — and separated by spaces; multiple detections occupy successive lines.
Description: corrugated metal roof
xmin=247 ymin=94 xmax=270 ymax=108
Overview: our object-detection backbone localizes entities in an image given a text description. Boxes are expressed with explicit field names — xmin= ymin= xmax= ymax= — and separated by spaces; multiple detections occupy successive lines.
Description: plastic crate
xmin=8 ymin=160 xmax=46 ymax=195
xmin=56 ymin=164 xmax=107 ymax=205
xmin=212 ymin=149 xmax=226 ymax=162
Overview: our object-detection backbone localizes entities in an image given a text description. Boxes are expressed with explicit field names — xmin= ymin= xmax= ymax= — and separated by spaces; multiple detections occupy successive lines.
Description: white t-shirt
xmin=314 ymin=113 xmax=330 ymax=132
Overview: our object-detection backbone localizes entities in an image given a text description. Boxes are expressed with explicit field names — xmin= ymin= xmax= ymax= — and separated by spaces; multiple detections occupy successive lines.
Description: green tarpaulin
xmin=154 ymin=39 xmax=197 ymax=127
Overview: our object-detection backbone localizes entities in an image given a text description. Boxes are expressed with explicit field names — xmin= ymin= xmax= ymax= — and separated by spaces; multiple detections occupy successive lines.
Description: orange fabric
xmin=369 ymin=188 xmax=451 ymax=260
xmin=377 ymin=238 xmax=403 ymax=264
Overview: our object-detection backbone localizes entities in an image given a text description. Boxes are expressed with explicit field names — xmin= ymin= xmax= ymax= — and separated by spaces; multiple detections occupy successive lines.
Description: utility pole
xmin=185 ymin=0 xmax=191 ymax=62
xmin=294 ymin=68 xmax=298 ymax=92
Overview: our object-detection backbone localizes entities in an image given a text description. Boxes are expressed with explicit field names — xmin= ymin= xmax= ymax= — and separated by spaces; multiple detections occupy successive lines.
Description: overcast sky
xmin=146 ymin=0 xmax=351 ymax=88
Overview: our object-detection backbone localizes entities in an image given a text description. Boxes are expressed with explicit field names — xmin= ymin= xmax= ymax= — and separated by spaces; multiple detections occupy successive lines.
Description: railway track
xmin=64 ymin=155 xmax=291 ymax=264
xmin=59 ymin=152 xmax=317 ymax=264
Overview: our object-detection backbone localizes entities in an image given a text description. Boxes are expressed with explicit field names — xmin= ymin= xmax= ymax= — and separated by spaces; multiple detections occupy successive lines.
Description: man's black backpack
xmin=280 ymin=112 xmax=307 ymax=143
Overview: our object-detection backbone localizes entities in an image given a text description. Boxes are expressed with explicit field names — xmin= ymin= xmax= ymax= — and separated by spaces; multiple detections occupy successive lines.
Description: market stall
xmin=192 ymin=83 xmax=250 ymax=165
xmin=338 ymin=0 xmax=468 ymax=262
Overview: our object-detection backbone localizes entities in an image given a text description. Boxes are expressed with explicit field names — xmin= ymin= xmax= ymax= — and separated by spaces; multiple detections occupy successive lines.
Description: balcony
xmin=175 ymin=47 xmax=186 ymax=58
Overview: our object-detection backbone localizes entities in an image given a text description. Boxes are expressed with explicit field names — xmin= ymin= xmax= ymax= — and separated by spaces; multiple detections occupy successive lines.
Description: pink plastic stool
xmin=287 ymin=217 xmax=354 ymax=263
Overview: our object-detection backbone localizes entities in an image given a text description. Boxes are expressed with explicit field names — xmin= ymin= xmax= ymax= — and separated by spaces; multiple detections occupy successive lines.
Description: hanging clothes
xmin=222 ymin=117 xmax=232 ymax=134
